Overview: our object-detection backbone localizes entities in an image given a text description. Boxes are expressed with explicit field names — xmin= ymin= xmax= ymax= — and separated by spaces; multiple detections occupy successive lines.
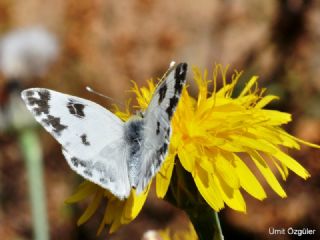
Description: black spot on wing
xmin=156 ymin=143 xmax=168 ymax=160
xmin=71 ymin=157 xmax=79 ymax=167
xmin=79 ymin=160 xmax=88 ymax=167
xmin=42 ymin=115 xmax=67 ymax=135
xmin=67 ymin=99 xmax=86 ymax=118
xmin=25 ymin=89 xmax=51 ymax=116
xmin=151 ymin=142 xmax=168 ymax=172
xmin=174 ymin=63 xmax=187 ymax=95
xmin=68 ymin=154 xmax=112 ymax=184
xmin=80 ymin=133 xmax=90 ymax=146
xmin=160 ymin=143 xmax=168 ymax=155
xmin=166 ymin=127 xmax=171 ymax=139
xmin=99 ymin=177 xmax=114 ymax=184
xmin=26 ymin=90 xmax=35 ymax=97
xmin=165 ymin=95 xmax=179 ymax=119
xmin=158 ymin=83 xmax=167 ymax=104
xmin=164 ymin=63 xmax=187 ymax=119
xmin=156 ymin=121 xmax=160 ymax=135
xmin=70 ymin=156 xmax=92 ymax=176
xmin=96 ymin=164 xmax=115 ymax=183
xmin=70 ymin=156 xmax=89 ymax=167
xmin=83 ymin=169 xmax=93 ymax=177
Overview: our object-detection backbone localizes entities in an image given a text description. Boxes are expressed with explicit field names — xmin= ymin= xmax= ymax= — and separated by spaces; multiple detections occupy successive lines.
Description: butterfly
xmin=21 ymin=62 xmax=188 ymax=199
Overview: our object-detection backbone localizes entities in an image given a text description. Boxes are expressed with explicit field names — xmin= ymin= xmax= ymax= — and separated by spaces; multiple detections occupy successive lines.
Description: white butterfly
xmin=21 ymin=62 xmax=188 ymax=199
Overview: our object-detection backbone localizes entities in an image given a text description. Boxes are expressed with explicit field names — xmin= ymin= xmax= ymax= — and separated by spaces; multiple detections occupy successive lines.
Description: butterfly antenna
xmin=86 ymin=86 xmax=125 ymax=107
xmin=154 ymin=61 xmax=176 ymax=89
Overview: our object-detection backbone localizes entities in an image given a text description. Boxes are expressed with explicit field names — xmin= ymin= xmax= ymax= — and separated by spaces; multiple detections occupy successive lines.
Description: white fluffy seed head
xmin=0 ymin=26 xmax=59 ymax=80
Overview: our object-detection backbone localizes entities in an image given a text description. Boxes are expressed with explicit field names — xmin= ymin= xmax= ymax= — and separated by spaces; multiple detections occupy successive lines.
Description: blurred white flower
xmin=0 ymin=26 xmax=59 ymax=80
xmin=142 ymin=230 xmax=162 ymax=240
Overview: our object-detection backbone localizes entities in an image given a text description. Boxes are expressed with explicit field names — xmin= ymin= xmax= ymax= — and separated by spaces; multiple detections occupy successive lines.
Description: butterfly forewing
xmin=134 ymin=63 xmax=188 ymax=193
xmin=21 ymin=88 xmax=131 ymax=199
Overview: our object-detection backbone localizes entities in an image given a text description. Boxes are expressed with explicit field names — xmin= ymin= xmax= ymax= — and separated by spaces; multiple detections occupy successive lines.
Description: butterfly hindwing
xmin=62 ymin=139 xmax=131 ymax=199
xmin=134 ymin=62 xmax=188 ymax=193
xmin=21 ymin=88 xmax=131 ymax=199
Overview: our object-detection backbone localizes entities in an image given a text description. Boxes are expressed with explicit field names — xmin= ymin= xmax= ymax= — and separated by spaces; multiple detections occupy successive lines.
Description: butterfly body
xmin=21 ymin=62 xmax=187 ymax=199
xmin=124 ymin=117 xmax=144 ymax=187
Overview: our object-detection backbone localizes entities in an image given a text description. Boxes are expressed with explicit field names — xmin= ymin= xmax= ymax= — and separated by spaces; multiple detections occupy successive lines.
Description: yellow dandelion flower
xmin=132 ymin=65 xmax=314 ymax=213
xmin=66 ymin=64 xmax=318 ymax=237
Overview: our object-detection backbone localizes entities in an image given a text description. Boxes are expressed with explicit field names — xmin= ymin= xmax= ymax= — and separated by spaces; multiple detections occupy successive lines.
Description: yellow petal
xmin=232 ymin=154 xmax=266 ymax=200
xmin=229 ymin=135 xmax=277 ymax=153
xmin=194 ymin=165 xmax=224 ymax=211
xmin=269 ymin=154 xmax=288 ymax=180
xmin=214 ymin=153 xmax=240 ymax=189
xmin=259 ymin=110 xmax=292 ymax=125
xmin=279 ymin=129 xmax=320 ymax=149
xmin=214 ymin=139 xmax=246 ymax=152
xmin=156 ymin=153 xmax=175 ymax=198
xmin=215 ymin=83 xmax=237 ymax=98
xmin=239 ymin=76 xmax=259 ymax=97
xmin=77 ymin=189 xmax=103 ymax=225
xmin=121 ymin=186 xmax=150 ymax=224
xmin=237 ymin=94 xmax=259 ymax=107
xmin=213 ymin=174 xmax=246 ymax=212
xmin=65 ymin=181 xmax=99 ymax=204
xmin=248 ymin=127 xmax=282 ymax=145
xmin=249 ymin=151 xmax=287 ymax=198
xmin=255 ymin=95 xmax=279 ymax=108
xmin=290 ymin=134 xmax=320 ymax=149
xmin=104 ymin=198 xmax=123 ymax=225
xmin=199 ymin=156 xmax=214 ymax=173
xmin=178 ymin=145 xmax=196 ymax=173
xmin=109 ymin=217 xmax=122 ymax=233
xmin=272 ymin=150 xmax=310 ymax=179
xmin=96 ymin=195 xmax=125 ymax=235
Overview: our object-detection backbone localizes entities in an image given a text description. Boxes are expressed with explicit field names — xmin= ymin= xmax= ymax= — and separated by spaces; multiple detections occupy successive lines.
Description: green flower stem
xmin=186 ymin=205 xmax=222 ymax=240
xmin=19 ymin=129 xmax=49 ymax=240
xmin=166 ymin=160 xmax=224 ymax=240
xmin=213 ymin=211 xmax=224 ymax=240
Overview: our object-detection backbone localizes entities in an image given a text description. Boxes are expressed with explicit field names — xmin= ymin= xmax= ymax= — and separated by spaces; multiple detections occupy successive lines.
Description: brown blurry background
xmin=0 ymin=0 xmax=320 ymax=239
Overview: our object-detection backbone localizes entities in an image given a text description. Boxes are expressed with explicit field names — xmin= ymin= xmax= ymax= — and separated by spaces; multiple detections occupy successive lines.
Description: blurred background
xmin=0 ymin=0 xmax=320 ymax=239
